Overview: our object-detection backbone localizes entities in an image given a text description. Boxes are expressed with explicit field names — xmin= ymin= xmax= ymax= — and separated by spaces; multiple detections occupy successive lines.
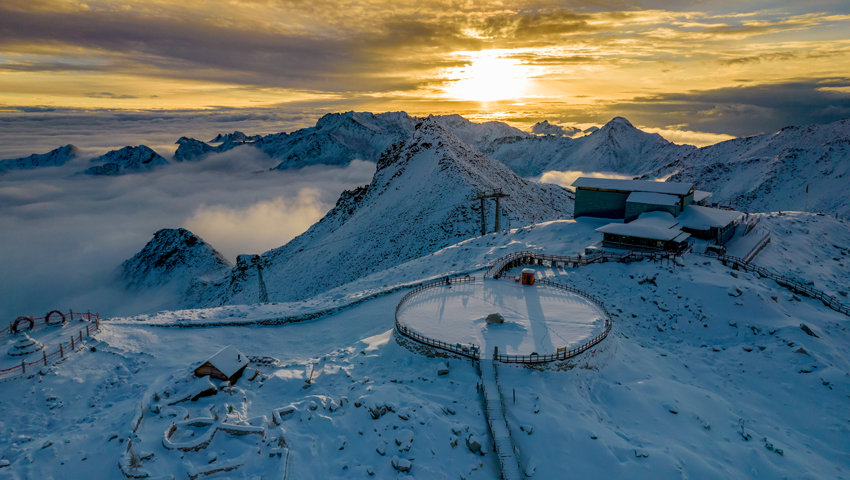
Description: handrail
xmin=0 ymin=317 xmax=101 ymax=380
xmin=2 ymin=310 xmax=100 ymax=338
xmin=484 ymin=248 xmax=678 ymax=280
xmin=394 ymin=276 xmax=482 ymax=360
xmin=699 ymin=253 xmax=849 ymax=317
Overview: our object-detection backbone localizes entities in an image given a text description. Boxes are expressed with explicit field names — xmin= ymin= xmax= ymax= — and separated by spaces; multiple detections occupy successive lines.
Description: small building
xmin=521 ymin=268 xmax=536 ymax=285
xmin=194 ymin=345 xmax=249 ymax=384
xmin=571 ymin=177 xmax=696 ymax=220
xmin=676 ymin=205 xmax=743 ymax=245
xmin=596 ymin=212 xmax=691 ymax=251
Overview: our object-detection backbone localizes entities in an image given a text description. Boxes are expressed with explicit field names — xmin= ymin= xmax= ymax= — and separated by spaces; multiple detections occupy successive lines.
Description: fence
xmin=0 ymin=316 xmax=101 ymax=380
xmin=1 ymin=310 xmax=100 ymax=338
xmin=484 ymin=249 xmax=681 ymax=280
xmin=394 ymin=272 xmax=615 ymax=364
xmin=701 ymin=253 xmax=849 ymax=317
xmin=741 ymin=232 xmax=771 ymax=264
xmin=394 ymin=276 xmax=482 ymax=360
xmin=491 ymin=278 xmax=613 ymax=363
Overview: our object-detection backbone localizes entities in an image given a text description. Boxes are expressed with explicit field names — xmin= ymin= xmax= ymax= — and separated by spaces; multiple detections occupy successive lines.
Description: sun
xmin=446 ymin=54 xmax=531 ymax=103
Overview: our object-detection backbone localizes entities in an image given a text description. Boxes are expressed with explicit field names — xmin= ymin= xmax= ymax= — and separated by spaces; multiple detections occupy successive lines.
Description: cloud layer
xmin=0 ymin=148 xmax=375 ymax=320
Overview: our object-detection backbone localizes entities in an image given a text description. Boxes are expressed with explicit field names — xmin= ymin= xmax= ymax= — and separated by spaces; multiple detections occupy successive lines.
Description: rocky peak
xmin=79 ymin=145 xmax=169 ymax=175
xmin=0 ymin=144 xmax=78 ymax=174
xmin=120 ymin=228 xmax=231 ymax=290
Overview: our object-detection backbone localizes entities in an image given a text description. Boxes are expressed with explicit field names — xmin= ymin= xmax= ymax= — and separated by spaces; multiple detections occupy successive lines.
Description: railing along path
xmin=0 ymin=312 xmax=101 ymax=380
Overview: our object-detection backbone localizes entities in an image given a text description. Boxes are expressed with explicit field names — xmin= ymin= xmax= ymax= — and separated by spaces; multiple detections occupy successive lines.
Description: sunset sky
xmin=1 ymin=0 xmax=849 ymax=144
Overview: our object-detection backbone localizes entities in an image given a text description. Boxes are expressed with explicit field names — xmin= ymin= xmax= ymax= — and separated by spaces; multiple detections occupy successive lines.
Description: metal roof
xmin=596 ymin=212 xmax=691 ymax=242
xmin=571 ymin=177 xmax=694 ymax=196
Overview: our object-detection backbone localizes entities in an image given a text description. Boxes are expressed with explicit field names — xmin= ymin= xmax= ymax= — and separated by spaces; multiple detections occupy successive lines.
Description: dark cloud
xmin=601 ymin=78 xmax=850 ymax=136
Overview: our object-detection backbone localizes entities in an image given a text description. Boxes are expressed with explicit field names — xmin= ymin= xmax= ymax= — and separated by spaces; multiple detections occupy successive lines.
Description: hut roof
xmin=693 ymin=190 xmax=713 ymax=203
xmin=204 ymin=345 xmax=248 ymax=378
xmin=596 ymin=211 xmax=691 ymax=242
xmin=677 ymin=205 xmax=743 ymax=230
xmin=571 ymin=177 xmax=694 ymax=196
xmin=521 ymin=268 xmax=536 ymax=274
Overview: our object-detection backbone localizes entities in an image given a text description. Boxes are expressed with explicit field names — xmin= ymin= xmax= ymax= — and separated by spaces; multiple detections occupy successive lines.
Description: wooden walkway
xmin=479 ymin=359 xmax=523 ymax=480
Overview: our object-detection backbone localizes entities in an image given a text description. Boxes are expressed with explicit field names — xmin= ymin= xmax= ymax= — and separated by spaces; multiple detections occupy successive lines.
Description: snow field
xmin=398 ymin=279 xmax=605 ymax=356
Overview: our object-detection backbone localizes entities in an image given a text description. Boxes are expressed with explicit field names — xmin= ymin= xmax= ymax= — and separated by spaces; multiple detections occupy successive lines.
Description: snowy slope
xmin=479 ymin=117 xmax=696 ymax=178
xmin=656 ymin=119 xmax=850 ymax=216
xmin=4 ymin=215 xmax=848 ymax=479
xmin=78 ymin=145 xmax=169 ymax=176
xmin=0 ymin=144 xmax=78 ymax=174
xmin=184 ymin=119 xmax=574 ymax=307
xmin=119 ymin=228 xmax=232 ymax=290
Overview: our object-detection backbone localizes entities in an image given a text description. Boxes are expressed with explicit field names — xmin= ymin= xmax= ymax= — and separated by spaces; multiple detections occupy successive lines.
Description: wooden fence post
xmin=87 ymin=310 xmax=91 ymax=322
xmin=43 ymin=351 xmax=47 ymax=366
xmin=60 ymin=344 xmax=64 ymax=358
xmin=70 ymin=309 xmax=73 ymax=321
xmin=21 ymin=359 xmax=25 ymax=374
xmin=71 ymin=336 xmax=75 ymax=351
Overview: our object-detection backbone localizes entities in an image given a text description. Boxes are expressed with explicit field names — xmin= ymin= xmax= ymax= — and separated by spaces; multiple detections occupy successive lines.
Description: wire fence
xmin=484 ymin=248 xmax=682 ymax=280
xmin=0 ymin=316 xmax=101 ymax=380
xmin=700 ymin=253 xmax=849 ymax=317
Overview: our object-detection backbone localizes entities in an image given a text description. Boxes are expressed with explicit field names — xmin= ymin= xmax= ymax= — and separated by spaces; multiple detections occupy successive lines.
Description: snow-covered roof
xmin=626 ymin=192 xmax=680 ymax=206
xmin=571 ymin=177 xmax=694 ymax=196
xmin=596 ymin=212 xmax=690 ymax=242
xmin=693 ymin=190 xmax=713 ymax=203
xmin=204 ymin=345 xmax=248 ymax=378
xmin=521 ymin=268 xmax=536 ymax=274
xmin=677 ymin=205 xmax=743 ymax=230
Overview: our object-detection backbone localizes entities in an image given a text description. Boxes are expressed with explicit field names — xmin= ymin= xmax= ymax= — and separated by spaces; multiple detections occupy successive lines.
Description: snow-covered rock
xmin=119 ymin=228 xmax=231 ymax=291
xmin=210 ymin=131 xmax=262 ymax=143
xmin=79 ymin=145 xmax=168 ymax=176
xmin=0 ymin=144 xmax=78 ymax=174
xmin=395 ymin=429 xmax=413 ymax=452
xmin=391 ymin=455 xmax=412 ymax=472
xmin=436 ymin=362 xmax=449 ymax=376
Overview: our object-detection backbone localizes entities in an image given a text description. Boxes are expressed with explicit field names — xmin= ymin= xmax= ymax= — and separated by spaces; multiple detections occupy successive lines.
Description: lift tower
xmin=471 ymin=188 xmax=510 ymax=236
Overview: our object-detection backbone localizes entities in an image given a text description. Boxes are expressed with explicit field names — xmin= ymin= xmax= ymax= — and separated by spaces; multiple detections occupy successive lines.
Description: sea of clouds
xmin=0 ymin=140 xmax=375 ymax=321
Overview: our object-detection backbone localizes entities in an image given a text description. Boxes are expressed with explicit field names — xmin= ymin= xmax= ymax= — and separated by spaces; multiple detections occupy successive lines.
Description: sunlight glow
xmin=446 ymin=54 xmax=532 ymax=102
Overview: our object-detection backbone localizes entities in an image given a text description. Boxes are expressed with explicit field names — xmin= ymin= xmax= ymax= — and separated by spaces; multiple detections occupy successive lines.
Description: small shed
xmin=195 ymin=345 xmax=249 ymax=384
xmin=521 ymin=268 xmax=536 ymax=285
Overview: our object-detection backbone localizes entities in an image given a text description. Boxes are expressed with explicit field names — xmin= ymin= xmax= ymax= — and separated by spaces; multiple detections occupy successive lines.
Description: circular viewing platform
xmin=397 ymin=278 xmax=607 ymax=357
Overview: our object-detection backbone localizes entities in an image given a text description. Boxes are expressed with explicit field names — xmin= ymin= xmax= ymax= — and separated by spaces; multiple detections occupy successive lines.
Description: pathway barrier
xmin=0 ymin=316 xmax=101 ymax=380
xmin=2 ymin=310 xmax=100 ymax=338
xmin=701 ymin=253 xmax=850 ymax=317
xmin=484 ymin=249 xmax=680 ymax=280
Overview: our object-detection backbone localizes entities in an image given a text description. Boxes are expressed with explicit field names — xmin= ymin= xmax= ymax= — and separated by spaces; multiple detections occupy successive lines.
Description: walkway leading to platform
xmin=479 ymin=359 xmax=523 ymax=480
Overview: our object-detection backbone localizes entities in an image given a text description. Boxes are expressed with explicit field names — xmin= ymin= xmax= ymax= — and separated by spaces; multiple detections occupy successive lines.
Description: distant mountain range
xmin=3 ymin=111 xmax=848 ymax=217
xmin=124 ymin=119 xmax=575 ymax=307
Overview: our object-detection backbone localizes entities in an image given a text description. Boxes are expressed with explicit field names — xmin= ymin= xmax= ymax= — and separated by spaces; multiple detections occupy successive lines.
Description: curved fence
xmin=0 ymin=317 xmax=101 ymax=381
xmin=394 ymin=272 xmax=615 ymax=364
xmin=491 ymin=278 xmax=613 ymax=363
xmin=394 ymin=276 xmax=481 ymax=360
xmin=2 ymin=310 xmax=100 ymax=338
xmin=702 ymin=253 xmax=849 ymax=317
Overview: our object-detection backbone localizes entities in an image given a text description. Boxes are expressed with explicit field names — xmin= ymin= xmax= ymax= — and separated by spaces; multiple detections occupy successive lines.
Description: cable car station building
xmin=572 ymin=177 xmax=742 ymax=252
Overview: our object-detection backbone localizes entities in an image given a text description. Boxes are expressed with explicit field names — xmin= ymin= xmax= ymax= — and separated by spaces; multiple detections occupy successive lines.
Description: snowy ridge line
xmin=1 ymin=310 xmax=101 ymax=337
xmin=0 ymin=318 xmax=101 ymax=380
xmin=491 ymin=277 xmax=613 ymax=363
xmin=703 ymin=253 xmax=850 ymax=317
xmin=117 ymin=272 xmax=486 ymax=328
xmin=479 ymin=360 xmax=523 ymax=480
xmin=394 ymin=276 xmax=482 ymax=360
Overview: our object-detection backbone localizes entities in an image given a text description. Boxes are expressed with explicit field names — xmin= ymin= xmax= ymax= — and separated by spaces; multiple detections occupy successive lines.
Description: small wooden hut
xmin=194 ymin=345 xmax=249 ymax=384
xmin=521 ymin=268 xmax=536 ymax=285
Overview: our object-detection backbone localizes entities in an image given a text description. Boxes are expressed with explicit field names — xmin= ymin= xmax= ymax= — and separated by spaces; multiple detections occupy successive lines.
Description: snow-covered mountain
xmin=79 ymin=145 xmax=169 ymax=176
xmin=653 ymin=118 xmax=850 ymax=216
xmin=531 ymin=120 xmax=582 ymax=137
xmin=210 ymin=131 xmax=262 ymax=143
xmin=172 ymin=119 xmax=574 ymax=307
xmin=0 ymin=144 xmax=78 ymax=174
xmin=479 ymin=117 xmax=697 ymax=177
xmin=120 ymin=228 xmax=232 ymax=291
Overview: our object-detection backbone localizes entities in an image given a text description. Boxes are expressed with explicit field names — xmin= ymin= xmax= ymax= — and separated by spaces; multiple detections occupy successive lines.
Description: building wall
xmin=574 ymin=188 xmax=631 ymax=219
xmin=624 ymin=202 xmax=679 ymax=222
xmin=682 ymin=193 xmax=694 ymax=209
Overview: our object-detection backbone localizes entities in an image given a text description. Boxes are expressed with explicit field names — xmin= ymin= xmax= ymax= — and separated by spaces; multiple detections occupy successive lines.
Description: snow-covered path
xmin=480 ymin=359 xmax=523 ymax=480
